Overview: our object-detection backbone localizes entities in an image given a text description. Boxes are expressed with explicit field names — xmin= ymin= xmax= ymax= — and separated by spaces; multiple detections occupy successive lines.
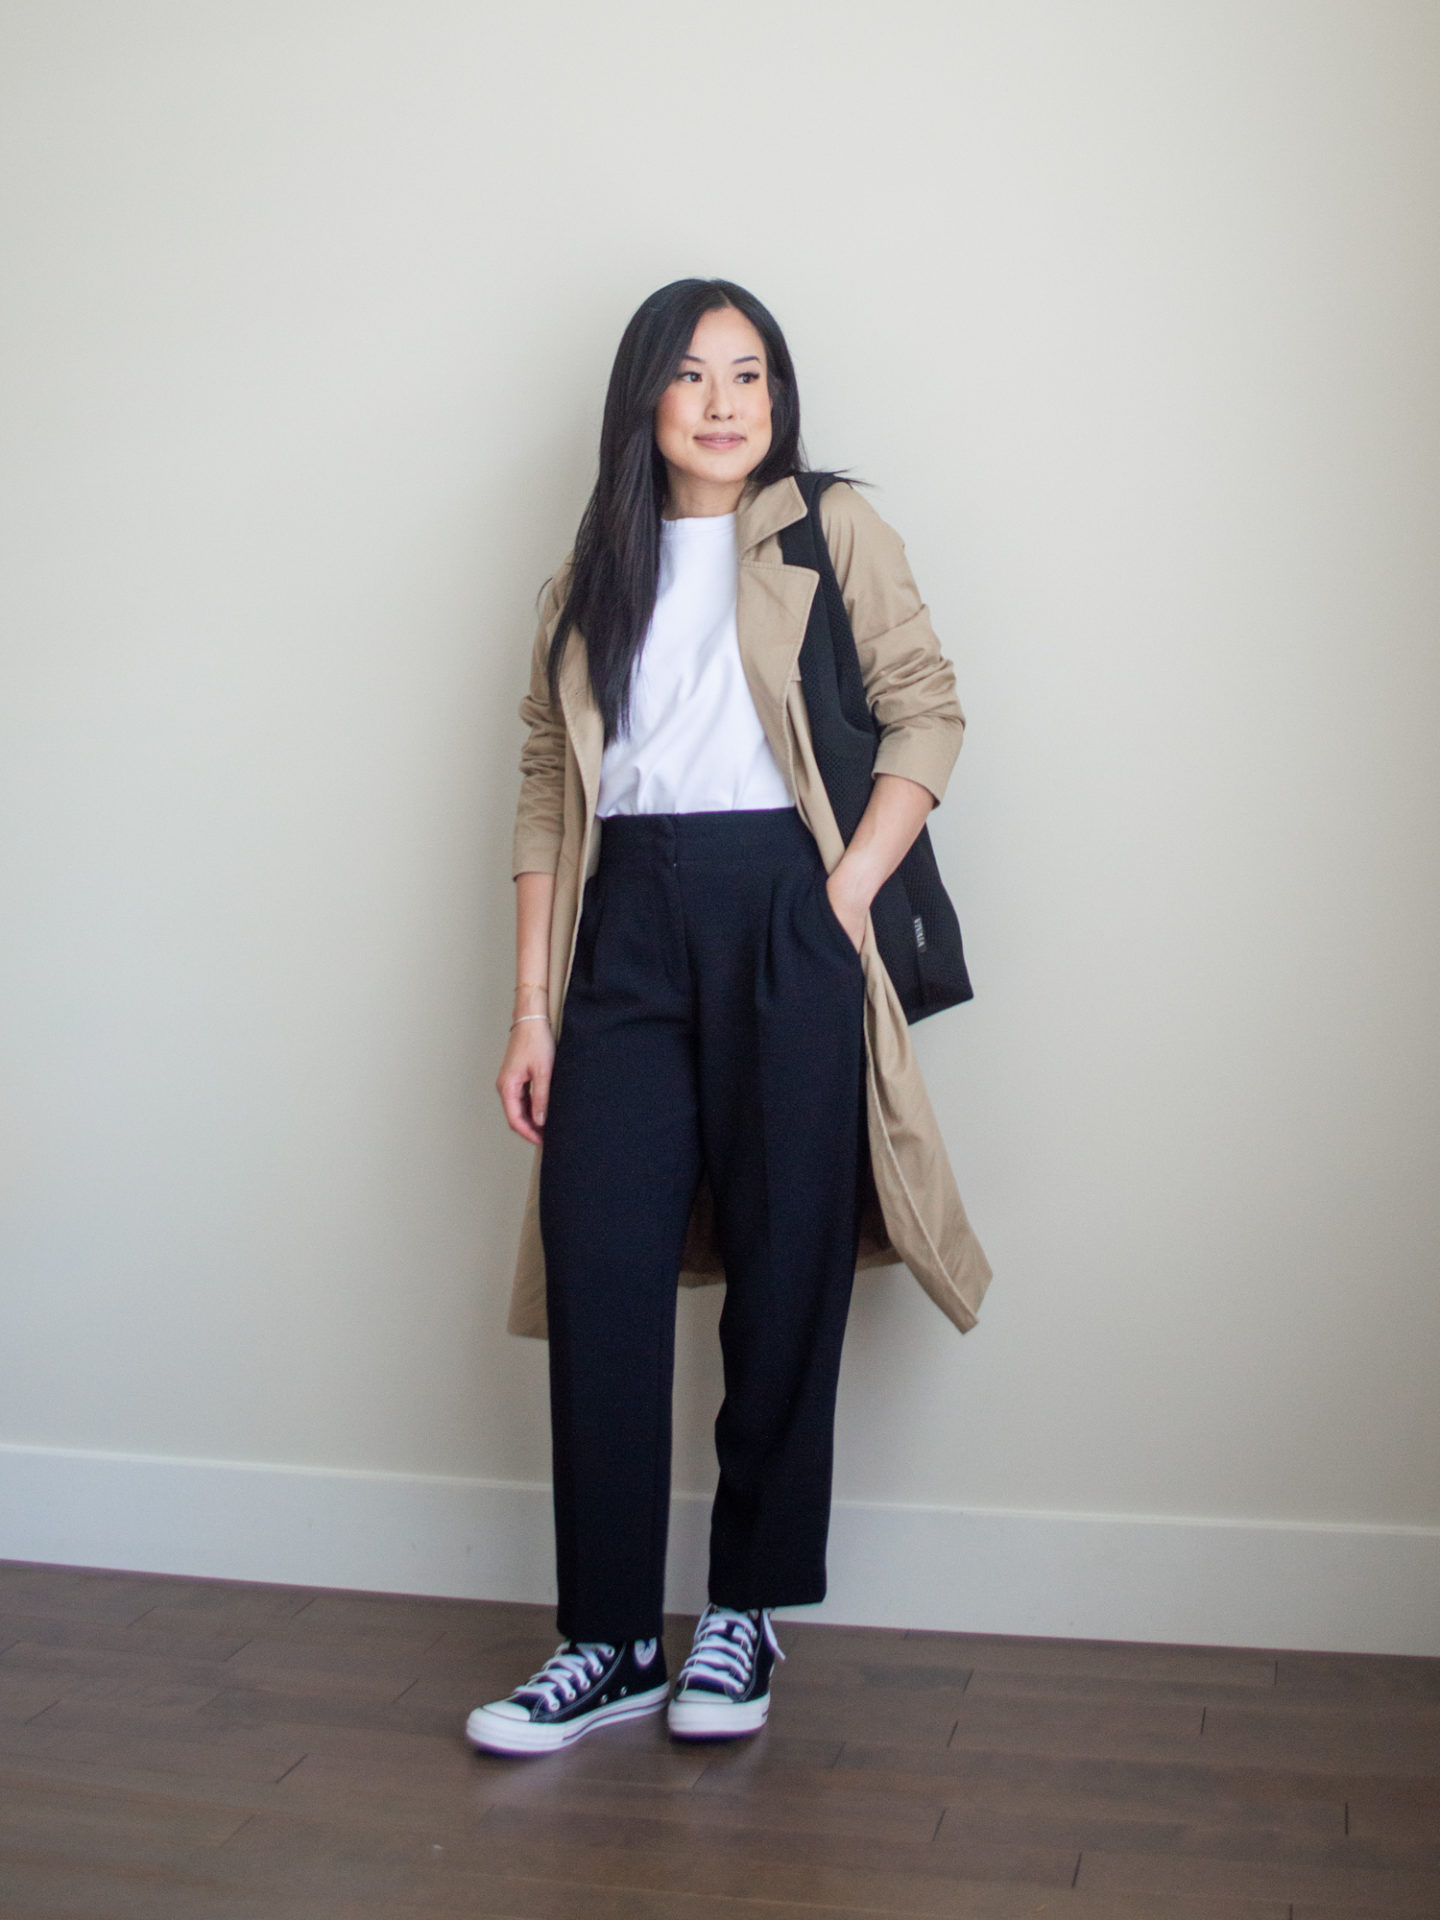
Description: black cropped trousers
xmin=538 ymin=807 xmax=869 ymax=1644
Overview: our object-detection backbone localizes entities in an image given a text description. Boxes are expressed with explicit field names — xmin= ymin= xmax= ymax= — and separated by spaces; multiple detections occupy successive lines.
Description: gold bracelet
xmin=514 ymin=981 xmax=549 ymax=996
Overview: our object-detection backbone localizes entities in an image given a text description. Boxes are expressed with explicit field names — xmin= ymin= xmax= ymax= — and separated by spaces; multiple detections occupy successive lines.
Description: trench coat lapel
xmin=734 ymin=475 xmax=815 ymax=722
xmin=735 ymin=471 xmax=809 ymax=555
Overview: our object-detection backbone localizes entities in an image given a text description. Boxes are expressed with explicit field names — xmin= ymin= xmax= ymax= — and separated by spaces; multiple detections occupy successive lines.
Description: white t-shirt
xmin=595 ymin=511 xmax=794 ymax=818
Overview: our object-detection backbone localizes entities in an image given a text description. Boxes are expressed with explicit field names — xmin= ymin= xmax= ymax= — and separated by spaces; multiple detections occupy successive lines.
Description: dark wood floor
xmin=1 ymin=1561 xmax=1438 ymax=1918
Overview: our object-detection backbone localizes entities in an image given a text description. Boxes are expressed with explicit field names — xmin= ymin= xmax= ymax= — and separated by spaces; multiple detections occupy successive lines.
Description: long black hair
xmin=546 ymin=277 xmax=806 ymax=744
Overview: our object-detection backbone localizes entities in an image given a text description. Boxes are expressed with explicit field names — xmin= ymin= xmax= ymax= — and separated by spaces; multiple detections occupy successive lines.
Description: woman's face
xmin=653 ymin=306 xmax=773 ymax=510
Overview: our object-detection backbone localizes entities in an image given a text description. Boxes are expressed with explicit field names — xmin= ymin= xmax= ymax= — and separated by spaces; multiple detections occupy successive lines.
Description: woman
xmin=466 ymin=279 xmax=991 ymax=1758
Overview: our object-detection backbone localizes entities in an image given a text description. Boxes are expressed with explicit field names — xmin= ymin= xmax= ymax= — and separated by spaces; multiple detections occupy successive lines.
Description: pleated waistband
xmin=595 ymin=806 xmax=811 ymax=867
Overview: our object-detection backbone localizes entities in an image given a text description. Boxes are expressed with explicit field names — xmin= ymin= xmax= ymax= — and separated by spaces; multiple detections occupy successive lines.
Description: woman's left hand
xmin=825 ymin=870 xmax=870 ymax=953
xmin=824 ymin=774 xmax=937 ymax=954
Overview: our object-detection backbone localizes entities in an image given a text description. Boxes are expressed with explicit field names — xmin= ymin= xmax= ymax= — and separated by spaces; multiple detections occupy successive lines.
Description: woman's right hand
xmin=497 ymin=1018 xmax=556 ymax=1146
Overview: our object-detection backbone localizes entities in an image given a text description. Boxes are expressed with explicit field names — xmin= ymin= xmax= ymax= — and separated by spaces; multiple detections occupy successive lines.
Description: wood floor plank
xmin=3 ymin=1823 xmax=255 ymax=1875
xmin=459 ymin=1889 xmax=1286 ymax=1920
xmin=28 ymin=1676 xmax=223 ymax=1717
xmin=477 ymin=1801 xmax=1078 ymax=1886
xmin=1295 ymin=1905 xmax=1440 ymax=1920
xmin=1200 ymin=1700 xmax=1440 ymax=1776
xmin=696 ymin=1755 xmax=1348 ymax=1851
xmin=404 ymin=1879 xmax=1292 ymax=1920
xmin=223 ymin=1804 xmax=1079 ymax=1911
xmin=1346 ymin=1776 xmax=1440 ymax=1842
xmin=0 ymin=1750 xmax=498 ymax=1843
xmin=21 ymin=1691 xmax=311 ymax=1742
xmin=0 ymin=1607 xmax=255 ymax=1662
xmin=0 ymin=1562 xmax=313 ymax=1627
xmin=1079 ymin=1842 xmax=1440 ymax=1910
xmin=424 ymin=1618 xmax=566 ymax=1659
xmin=1277 ymin=1652 xmax=1440 ymax=1703
xmin=124 ymin=1580 xmax=318 ymax=1625
xmin=902 ymin=1629 xmax=1279 ymax=1690
xmin=0 ymin=1564 xmax=185 ymax=1626
xmin=0 ymin=1848 xmax=250 ymax=1920
xmin=193 ymin=1682 xmax=468 ymax=1741
xmin=0 ymin=1856 xmax=1293 ymax=1920
xmin=0 ymin=1673 xmax=66 ymax=1724
xmin=0 ymin=1775 xmax=249 ymax=1848
xmin=616 ymin=1731 xmax=846 ymax=1778
xmin=774 ymin=1653 xmax=974 ymax=1694
xmin=739 ymin=1692 xmax=963 ymax=1749
xmin=290 ymin=1592 xmax=541 ymax=1642
xmin=1 ymin=1633 xmax=243 ymax=1688
xmin=1 ymin=1636 xmax=412 ymax=1711
xmin=7 ymin=1837 xmax=1276 ymax=1920
xmin=0 ymin=1714 xmax=309 ymax=1785
xmin=835 ymin=1737 xmax=1359 ymax=1811
xmin=767 ymin=1621 xmax=918 ymax=1660
xmin=0 ymin=1904 xmax=102 ymax=1920
xmin=219 ymin=1629 xmax=438 ymax=1678
xmin=485 ymin=1771 xmax=945 ymax=1843
xmin=959 ymin=1668 xmax=1285 ymax=1710
xmin=943 ymin=1689 xmax=1205 ymax=1764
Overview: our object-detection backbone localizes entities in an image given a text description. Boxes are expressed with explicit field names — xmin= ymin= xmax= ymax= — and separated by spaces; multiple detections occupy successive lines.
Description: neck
xmin=661 ymin=466 xmax=750 ymax=520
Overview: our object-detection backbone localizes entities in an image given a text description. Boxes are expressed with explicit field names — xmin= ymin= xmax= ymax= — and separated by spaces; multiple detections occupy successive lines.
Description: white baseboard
xmin=1 ymin=1442 xmax=1436 ymax=1656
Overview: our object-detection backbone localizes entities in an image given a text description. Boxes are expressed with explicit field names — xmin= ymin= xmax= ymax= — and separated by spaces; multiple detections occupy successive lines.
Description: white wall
xmin=3 ymin=1 xmax=1438 ymax=1652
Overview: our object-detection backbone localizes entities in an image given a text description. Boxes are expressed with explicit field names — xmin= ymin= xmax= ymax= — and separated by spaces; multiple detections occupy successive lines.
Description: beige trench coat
xmin=506 ymin=474 xmax=992 ymax=1339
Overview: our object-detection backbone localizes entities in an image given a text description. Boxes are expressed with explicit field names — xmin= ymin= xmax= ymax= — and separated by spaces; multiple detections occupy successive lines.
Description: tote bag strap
xmin=780 ymin=471 xmax=974 ymax=1021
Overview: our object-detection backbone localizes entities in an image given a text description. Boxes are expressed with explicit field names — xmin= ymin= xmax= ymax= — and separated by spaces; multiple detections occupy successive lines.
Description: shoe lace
xmin=511 ymin=1640 xmax=614 ymax=1713
xmin=677 ymin=1605 xmax=785 ymax=1696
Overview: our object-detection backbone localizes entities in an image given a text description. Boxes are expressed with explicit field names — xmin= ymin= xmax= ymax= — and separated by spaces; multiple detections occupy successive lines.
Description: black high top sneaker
xmin=465 ymin=1637 xmax=668 ymax=1756
xmin=667 ymin=1604 xmax=786 ymax=1740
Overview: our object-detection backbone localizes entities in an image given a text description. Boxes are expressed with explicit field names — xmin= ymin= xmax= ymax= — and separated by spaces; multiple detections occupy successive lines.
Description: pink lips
xmin=696 ymin=434 xmax=744 ymax=447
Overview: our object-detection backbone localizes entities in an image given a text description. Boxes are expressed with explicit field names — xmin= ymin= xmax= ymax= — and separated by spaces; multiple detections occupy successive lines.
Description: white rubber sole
xmin=666 ymin=1691 xmax=771 ymax=1740
xmin=466 ymin=1680 xmax=669 ymax=1756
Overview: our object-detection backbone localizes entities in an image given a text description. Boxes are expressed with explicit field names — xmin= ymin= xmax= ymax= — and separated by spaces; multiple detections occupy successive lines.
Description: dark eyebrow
xmin=679 ymin=353 xmax=762 ymax=365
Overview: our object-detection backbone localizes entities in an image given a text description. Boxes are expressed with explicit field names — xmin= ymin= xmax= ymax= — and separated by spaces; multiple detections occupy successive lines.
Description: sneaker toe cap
xmin=471 ymin=1699 xmax=532 ymax=1723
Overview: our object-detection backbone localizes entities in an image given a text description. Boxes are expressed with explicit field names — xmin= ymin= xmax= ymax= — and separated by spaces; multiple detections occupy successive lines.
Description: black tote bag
xmin=778 ymin=471 xmax=973 ymax=1022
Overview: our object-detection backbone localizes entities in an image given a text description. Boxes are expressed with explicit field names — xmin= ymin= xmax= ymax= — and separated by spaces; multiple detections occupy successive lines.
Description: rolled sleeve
xmin=817 ymin=482 xmax=966 ymax=806
xmin=510 ymin=573 xmax=570 ymax=879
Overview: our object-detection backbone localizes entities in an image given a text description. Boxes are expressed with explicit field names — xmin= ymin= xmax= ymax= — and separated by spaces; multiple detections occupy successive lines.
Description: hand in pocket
xmin=823 ymin=872 xmax=867 ymax=954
